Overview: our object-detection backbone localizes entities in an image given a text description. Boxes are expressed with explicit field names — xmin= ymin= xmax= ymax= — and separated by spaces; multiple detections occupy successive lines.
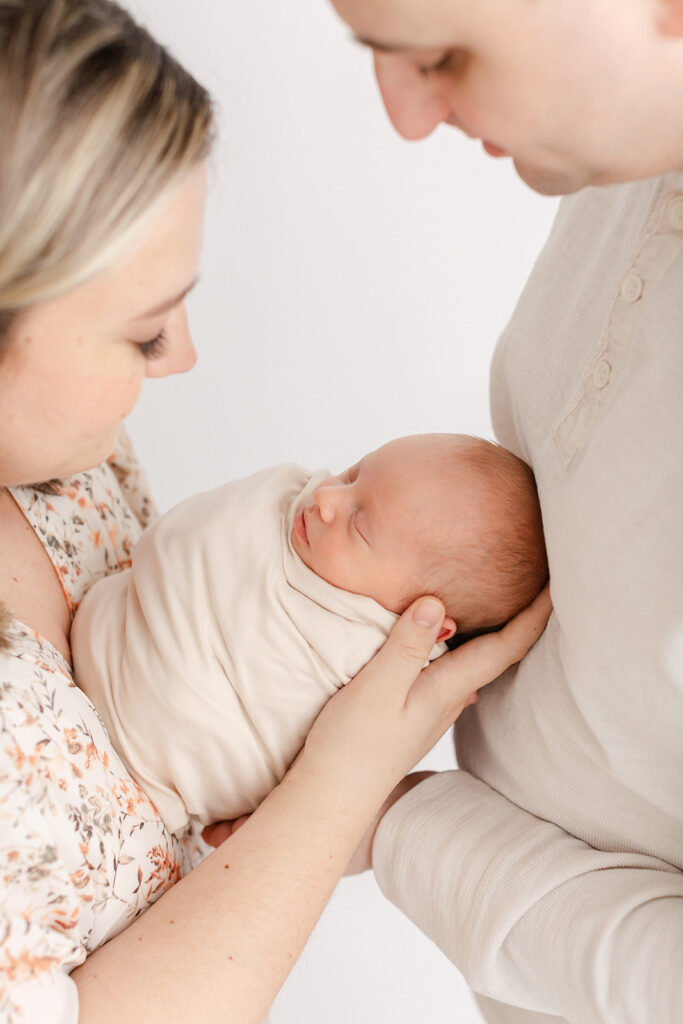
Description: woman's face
xmin=0 ymin=164 xmax=207 ymax=487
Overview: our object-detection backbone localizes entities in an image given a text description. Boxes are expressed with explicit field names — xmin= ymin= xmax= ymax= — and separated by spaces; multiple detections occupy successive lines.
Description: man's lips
xmin=482 ymin=140 xmax=508 ymax=158
xmin=445 ymin=119 xmax=508 ymax=158
xmin=293 ymin=508 xmax=309 ymax=546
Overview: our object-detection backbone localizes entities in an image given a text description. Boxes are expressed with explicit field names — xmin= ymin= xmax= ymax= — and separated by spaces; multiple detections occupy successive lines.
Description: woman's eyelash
xmin=138 ymin=329 xmax=167 ymax=359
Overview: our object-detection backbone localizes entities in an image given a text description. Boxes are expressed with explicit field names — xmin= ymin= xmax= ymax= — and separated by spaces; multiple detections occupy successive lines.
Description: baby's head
xmin=291 ymin=434 xmax=548 ymax=641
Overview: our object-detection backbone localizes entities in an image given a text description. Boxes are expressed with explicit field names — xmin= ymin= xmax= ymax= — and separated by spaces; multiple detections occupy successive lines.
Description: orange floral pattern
xmin=0 ymin=428 xmax=207 ymax=1022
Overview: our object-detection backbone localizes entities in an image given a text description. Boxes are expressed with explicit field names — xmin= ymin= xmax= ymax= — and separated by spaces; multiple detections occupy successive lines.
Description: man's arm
xmin=373 ymin=770 xmax=683 ymax=1024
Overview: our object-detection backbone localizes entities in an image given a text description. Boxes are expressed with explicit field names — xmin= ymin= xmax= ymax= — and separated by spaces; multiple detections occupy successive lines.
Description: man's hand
xmin=202 ymin=814 xmax=250 ymax=848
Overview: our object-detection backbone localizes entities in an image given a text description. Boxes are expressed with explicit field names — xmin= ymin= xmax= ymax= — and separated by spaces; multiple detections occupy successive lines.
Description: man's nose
xmin=374 ymin=52 xmax=451 ymax=141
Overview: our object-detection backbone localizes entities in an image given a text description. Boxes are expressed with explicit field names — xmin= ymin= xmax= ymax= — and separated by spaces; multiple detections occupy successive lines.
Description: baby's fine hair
xmin=417 ymin=436 xmax=548 ymax=637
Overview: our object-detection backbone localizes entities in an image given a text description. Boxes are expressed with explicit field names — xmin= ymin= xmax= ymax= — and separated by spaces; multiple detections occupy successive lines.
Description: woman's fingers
xmin=410 ymin=583 xmax=552 ymax=712
xmin=455 ymin=582 xmax=552 ymax=683
xmin=297 ymin=587 xmax=550 ymax=804
xmin=354 ymin=596 xmax=446 ymax=702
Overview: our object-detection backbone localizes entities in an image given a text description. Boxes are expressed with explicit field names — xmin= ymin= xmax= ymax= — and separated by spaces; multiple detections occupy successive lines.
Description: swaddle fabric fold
xmin=73 ymin=464 xmax=445 ymax=834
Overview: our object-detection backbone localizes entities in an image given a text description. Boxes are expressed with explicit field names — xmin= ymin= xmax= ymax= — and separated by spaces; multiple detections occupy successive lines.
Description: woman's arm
xmin=73 ymin=589 xmax=551 ymax=1024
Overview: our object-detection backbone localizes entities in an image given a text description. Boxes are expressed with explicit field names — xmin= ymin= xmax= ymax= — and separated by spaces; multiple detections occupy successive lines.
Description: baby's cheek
xmin=316 ymin=539 xmax=362 ymax=593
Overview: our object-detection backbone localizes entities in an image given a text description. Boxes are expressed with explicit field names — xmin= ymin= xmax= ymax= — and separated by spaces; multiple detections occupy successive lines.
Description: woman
xmin=0 ymin=2 xmax=551 ymax=1021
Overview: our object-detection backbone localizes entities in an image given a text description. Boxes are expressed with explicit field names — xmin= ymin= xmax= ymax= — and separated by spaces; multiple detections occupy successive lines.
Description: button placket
xmin=669 ymin=196 xmax=683 ymax=231
xmin=592 ymin=361 xmax=611 ymax=390
xmin=554 ymin=182 xmax=683 ymax=467
xmin=620 ymin=273 xmax=643 ymax=303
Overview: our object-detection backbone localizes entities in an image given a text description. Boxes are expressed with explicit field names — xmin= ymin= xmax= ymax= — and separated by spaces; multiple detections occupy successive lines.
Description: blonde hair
xmin=0 ymin=0 xmax=214 ymax=336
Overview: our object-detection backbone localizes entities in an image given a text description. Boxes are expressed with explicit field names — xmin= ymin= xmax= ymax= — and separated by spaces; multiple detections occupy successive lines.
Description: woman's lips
xmin=293 ymin=508 xmax=309 ymax=546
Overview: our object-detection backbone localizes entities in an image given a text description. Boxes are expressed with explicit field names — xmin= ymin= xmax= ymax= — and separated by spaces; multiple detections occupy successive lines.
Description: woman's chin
xmin=57 ymin=433 xmax=120 ymax=481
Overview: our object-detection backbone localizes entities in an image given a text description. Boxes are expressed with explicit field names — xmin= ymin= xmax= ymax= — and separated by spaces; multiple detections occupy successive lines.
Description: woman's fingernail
xmin=413 ymin=598 xmax=443 ymax=628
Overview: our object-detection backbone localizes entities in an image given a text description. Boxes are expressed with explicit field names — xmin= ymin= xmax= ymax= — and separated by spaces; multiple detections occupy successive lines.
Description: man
xmin=329 ymin=1 xmax=683 ymax=1021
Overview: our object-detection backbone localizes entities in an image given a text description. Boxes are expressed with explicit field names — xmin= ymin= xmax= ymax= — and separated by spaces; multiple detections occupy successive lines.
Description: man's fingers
xmin=202 ymin=821 xmax=234 ymax=847
xmin=202 ymin=815 xmax=250 ymax=848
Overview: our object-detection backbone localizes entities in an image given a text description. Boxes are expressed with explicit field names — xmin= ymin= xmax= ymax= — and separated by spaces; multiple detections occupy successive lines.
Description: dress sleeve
xmin=106 ymin=424 xmax=157 ymax=528
xmin=372 ymin=770 xmax=683 ymax=1024
xmin=0 ymin=741 xmax=87 ymax=1024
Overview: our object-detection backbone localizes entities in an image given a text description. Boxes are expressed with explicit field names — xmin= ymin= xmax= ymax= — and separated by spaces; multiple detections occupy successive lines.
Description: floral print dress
xmin=0 ymin=429 xmax=207 ymax=1023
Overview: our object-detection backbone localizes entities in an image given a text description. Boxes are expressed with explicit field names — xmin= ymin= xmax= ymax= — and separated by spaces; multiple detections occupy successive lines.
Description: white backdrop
xmin=127 ymin=1 xmax=559 ymax=1021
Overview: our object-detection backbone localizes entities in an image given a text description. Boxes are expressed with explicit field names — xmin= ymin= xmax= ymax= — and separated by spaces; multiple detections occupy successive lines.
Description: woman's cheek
xmin=80 ymin=369 xmax=144 ymax=442
xmin=104 ymin=362 xmax=146 ymax=420
xmin=118 ymin=370 xmax=145 ymax=418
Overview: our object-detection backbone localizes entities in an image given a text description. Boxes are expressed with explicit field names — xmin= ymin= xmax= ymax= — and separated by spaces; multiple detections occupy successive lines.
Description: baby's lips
xmin=293 ymin=507 xmax=309 ymax=546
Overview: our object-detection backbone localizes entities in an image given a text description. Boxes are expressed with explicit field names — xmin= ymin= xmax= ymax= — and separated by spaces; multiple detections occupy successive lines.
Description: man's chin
xmin=512 ymin=159 xmax=590 ymax=197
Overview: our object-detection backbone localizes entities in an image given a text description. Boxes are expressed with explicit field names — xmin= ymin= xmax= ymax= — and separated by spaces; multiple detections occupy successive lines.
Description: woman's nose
xmin=145 ymin=303 xmax=198 ymax=379
xmin=374 ymin=52 xmax=451 ymax=141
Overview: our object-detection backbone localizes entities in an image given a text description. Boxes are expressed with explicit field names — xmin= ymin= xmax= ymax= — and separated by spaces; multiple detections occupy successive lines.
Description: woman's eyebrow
xmin=128 ymin=278 xmax=198 ymax=321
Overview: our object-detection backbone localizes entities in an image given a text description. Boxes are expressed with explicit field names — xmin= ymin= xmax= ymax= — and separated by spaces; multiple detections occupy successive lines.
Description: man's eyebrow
xmin=129 ymin=278 xmax=198 ymax=321
xmin=351 ymin=32 xmax=411 ymax=54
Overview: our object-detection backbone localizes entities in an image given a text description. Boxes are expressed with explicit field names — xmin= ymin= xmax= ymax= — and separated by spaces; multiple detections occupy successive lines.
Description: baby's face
xmin=291 ymin=435 xmax=465 ymax=617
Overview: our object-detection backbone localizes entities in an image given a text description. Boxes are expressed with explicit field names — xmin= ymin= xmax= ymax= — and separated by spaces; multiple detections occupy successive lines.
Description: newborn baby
xmin=73 ymin=434 xmax=547 ymax=835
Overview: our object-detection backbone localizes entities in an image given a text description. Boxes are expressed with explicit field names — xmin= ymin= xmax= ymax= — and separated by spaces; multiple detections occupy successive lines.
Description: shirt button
xmin=592 ymin=360 xmax=612 ymax=390
xmin=669 ymin=196 xmax=683 ymax=231
xmin=621 ymin=273 xmax=643 ymax=303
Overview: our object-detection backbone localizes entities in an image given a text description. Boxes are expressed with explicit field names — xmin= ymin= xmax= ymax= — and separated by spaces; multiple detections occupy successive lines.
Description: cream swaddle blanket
xmin=73 ymin=464 xmax=445 ymax=835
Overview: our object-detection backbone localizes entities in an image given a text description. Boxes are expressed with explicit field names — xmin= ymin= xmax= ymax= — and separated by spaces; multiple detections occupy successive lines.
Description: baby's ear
xmin=436 ymin=617 xmax=456 ymax=643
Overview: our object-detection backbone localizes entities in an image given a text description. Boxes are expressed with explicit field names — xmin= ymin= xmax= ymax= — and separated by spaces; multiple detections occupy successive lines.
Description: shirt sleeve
xmin=372 ymin=770 xmax=683 ymax=1024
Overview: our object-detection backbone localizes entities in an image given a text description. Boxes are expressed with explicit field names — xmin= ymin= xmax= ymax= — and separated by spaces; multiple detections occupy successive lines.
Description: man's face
xmin=329 ymin=0 xmax=676 ymax=195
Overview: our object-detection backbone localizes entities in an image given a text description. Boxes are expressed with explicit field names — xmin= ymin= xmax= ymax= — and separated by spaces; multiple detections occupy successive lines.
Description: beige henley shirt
xmin=373 ymin=172 xmax=683 ymax=1024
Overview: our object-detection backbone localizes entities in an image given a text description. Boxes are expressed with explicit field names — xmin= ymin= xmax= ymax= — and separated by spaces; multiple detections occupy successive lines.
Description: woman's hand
xmin=287 ymin=585 xmax=552 ymax=813
xmin=204 ymin=586 xmax=551 ymax=852
xmin=204 ymin=586 xmax=551 ymax=859
xmin=77 ymin=587 xmax=550 ymax=1024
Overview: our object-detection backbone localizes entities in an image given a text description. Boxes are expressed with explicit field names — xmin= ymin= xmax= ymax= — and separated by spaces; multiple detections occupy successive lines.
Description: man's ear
xmin=658 ymin=0 xmax=683 ymax=36
xmin=436 ymin=617 xmax=456 ymax=643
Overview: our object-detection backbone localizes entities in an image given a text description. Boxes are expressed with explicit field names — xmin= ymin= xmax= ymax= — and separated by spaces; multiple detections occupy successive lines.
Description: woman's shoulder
xmin=9 ymin=427 xmax=153 ymax=614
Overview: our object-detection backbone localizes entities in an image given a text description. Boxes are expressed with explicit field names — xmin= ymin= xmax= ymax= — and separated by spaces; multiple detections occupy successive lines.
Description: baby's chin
xmin=290 ymin=521 xmax=316 ymax=575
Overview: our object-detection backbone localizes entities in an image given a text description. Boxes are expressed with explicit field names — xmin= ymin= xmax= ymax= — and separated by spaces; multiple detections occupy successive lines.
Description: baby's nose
xmin=314 ymin=483 xmax=344 ymax=524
